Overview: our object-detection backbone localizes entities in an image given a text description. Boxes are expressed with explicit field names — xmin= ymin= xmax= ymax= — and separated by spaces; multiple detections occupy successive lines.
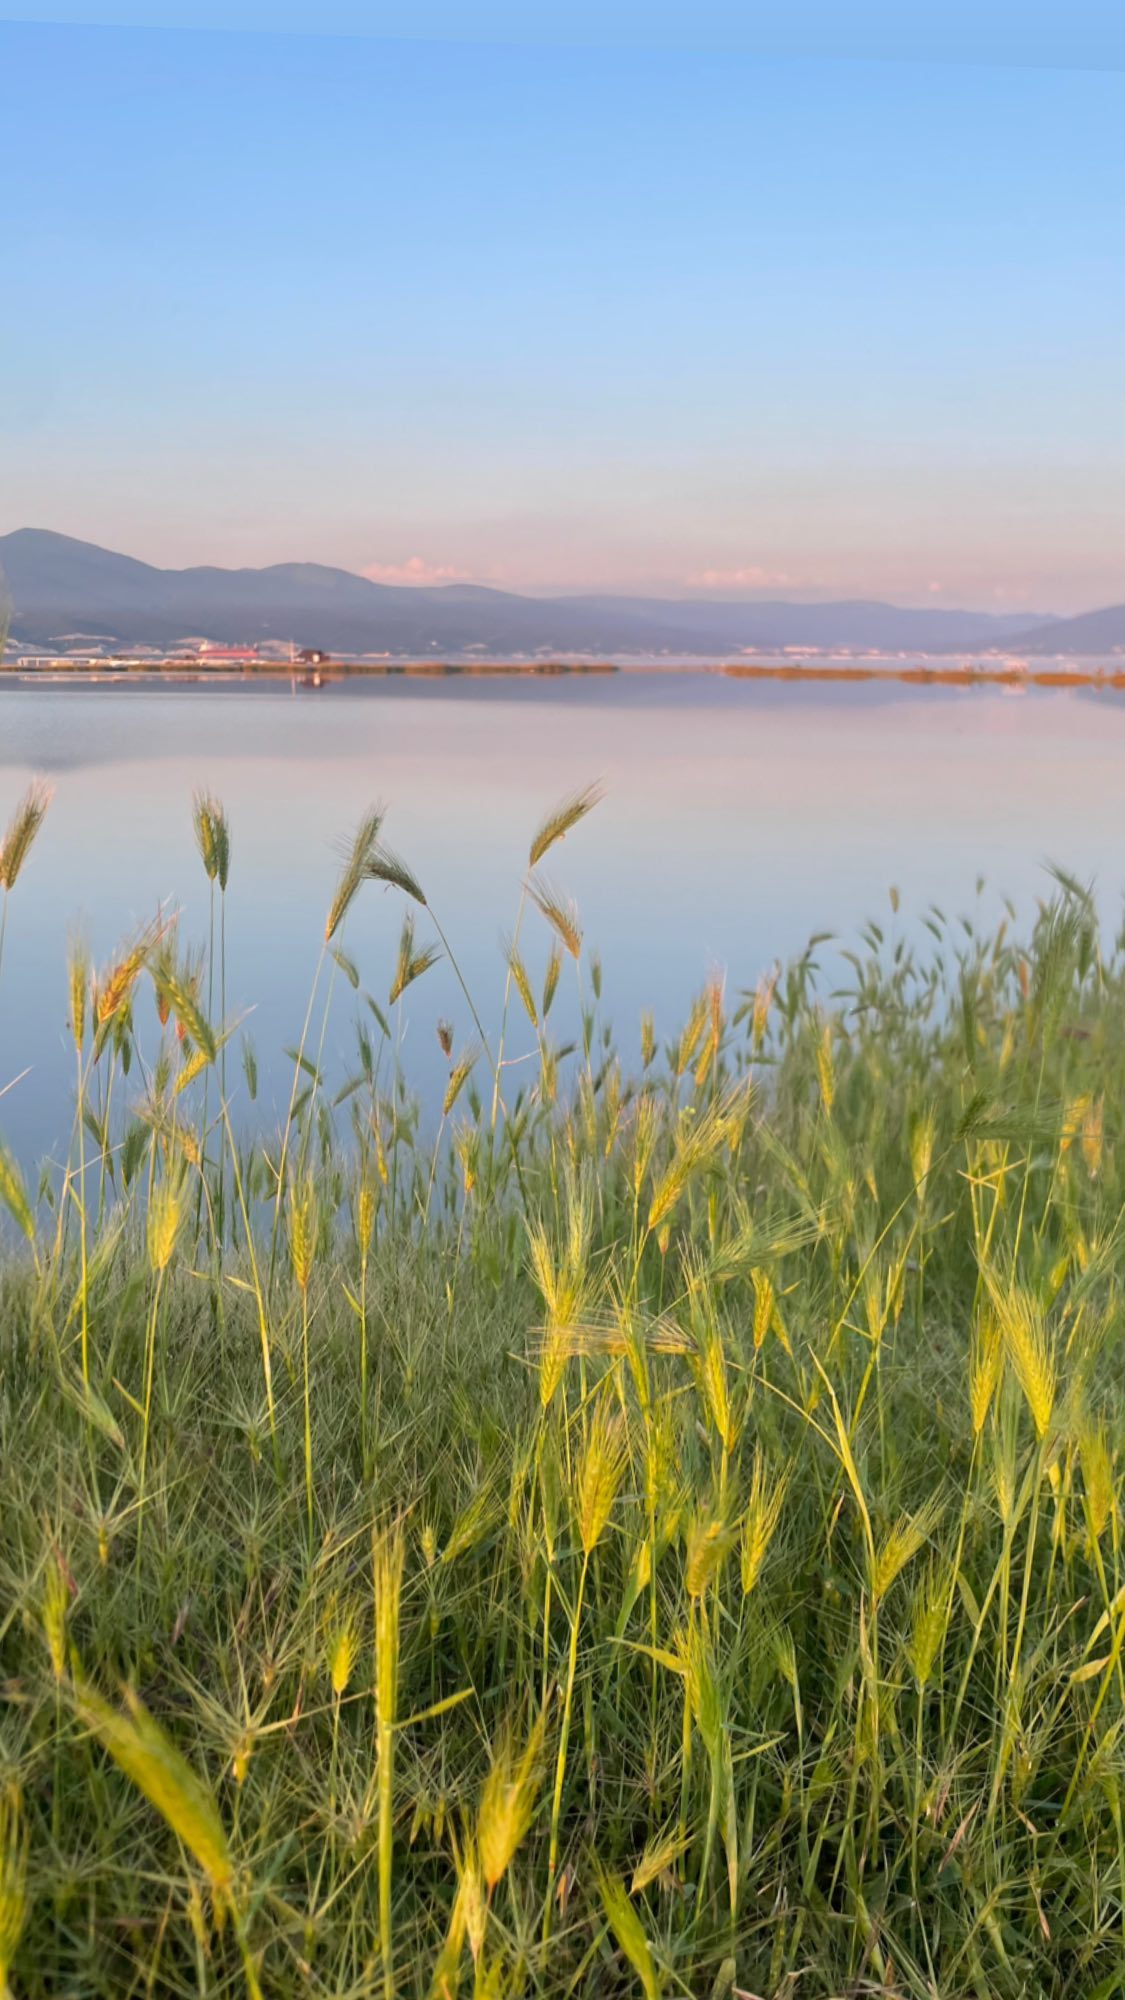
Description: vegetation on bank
xmin=2 ymin=658 xmax=620 ymax=680
xmin=1 ymin=780 xmax=1125 ymax=1997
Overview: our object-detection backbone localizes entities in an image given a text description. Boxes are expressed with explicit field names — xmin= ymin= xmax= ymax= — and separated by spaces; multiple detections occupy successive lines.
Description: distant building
xmin=297 ymin=647 xmax=330 ymax=665
xmin=197 ymin=643 xmax=260 ymax=663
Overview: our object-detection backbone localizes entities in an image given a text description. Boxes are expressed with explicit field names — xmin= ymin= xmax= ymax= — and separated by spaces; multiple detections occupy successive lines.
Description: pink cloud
xmin=362 ymin=555 xmax=465 ymax=585
xmin=688 ymin=564 xmax=795 ymax=590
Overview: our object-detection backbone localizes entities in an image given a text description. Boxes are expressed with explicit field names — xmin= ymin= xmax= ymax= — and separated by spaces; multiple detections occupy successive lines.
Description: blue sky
xmin=3 ymin=13 xmax=1124 ymax=608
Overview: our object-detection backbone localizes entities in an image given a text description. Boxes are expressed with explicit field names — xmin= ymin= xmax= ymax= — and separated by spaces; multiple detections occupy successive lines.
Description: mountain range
xmin=1 ymin=528 xmax=1121 ymax=659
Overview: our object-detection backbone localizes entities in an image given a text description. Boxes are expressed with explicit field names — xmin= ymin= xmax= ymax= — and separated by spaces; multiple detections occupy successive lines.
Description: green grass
xmin=2 ymin=785 xmax=1125 ymax=1998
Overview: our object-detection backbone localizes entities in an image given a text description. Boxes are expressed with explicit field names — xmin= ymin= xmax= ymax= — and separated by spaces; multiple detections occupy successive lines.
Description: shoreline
xmin=3 ymin=657 xmax=1125 ymax=692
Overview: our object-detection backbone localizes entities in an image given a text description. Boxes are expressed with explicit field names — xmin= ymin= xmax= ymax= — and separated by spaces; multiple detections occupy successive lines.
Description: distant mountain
xmin=1015 ymin=604 xmax=1125 ymax=657
xmin=0 ymin=528 xmax=1055 ymax=659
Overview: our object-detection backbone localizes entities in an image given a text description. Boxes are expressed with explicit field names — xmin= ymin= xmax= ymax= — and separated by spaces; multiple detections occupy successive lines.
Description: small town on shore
xmin=6 ymin=637 xmax=1125 ymax=691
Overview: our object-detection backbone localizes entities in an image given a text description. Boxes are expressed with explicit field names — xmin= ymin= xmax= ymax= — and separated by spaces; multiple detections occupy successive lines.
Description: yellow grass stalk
xmin=1079 ymin=1421 xmax=1116 ymax=1545
xmin=289 ymin=1176 xmax=319 ymax=1540
xmin=0 ymin=1783 xmax=29 ymax=2000
xmin=371 ymin=1523 xmax=405 ymax=1997
xmin=138 ymin=1178 xmax=183 ymax=1557
xmin=545 ymin=1404 xmax=628 ymax=1937
xmin=595 ymin=1865 xmax=662 ymax=2000
xmin=42 ymin=1545 xmax=70 ymax=1684
xmin=815 ymin=1018 xmax=836 ymax=1114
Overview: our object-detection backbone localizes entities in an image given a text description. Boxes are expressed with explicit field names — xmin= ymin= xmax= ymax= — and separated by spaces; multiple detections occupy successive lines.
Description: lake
xmin=2 ymin=671 xmax=1124 ymax=1164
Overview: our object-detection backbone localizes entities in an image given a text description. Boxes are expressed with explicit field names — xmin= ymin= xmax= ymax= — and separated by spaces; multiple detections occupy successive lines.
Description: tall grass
xmin=2 ymin=787 xmax=1125 ymax=1995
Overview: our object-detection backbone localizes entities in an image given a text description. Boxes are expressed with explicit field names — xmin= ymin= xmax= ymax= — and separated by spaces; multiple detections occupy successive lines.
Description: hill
xmin=0 ymin=528 xmax=1053 ymax=658
xmin=1016 ymin=604 xmax=1125 ymax=656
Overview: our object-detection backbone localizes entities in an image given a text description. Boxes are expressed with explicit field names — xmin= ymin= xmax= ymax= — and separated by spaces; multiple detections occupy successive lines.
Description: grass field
xmin=2 ymin=780 xmax=1125 ymax=1998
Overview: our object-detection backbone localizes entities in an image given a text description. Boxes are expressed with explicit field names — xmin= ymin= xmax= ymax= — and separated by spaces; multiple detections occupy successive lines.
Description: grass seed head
xmin=815 ymin=1017 xmax=836 ymax=1114
xmin=907 ymin=1562 xmax=949 ymax=1687
xmin=751 ymin=1267 xmax=776 ymax=1352
xmin=505 ymin=940 xmax=538 ymax=1026
xmin=75 ymin=1680 xmax=234 ymax=1907
xmin=685 ymin=1511 xmax=734 ymax=1599
xmin=443 ymin=1042 xmax=480 ymax=1118
xmin=325 ymin=807 xmax=384 ymax=941
xmin=741 ymin=1453 xmax=789 ymax=1596
xmin=1079 ymin=1421 xmax=1116 ymax=1543
xmin=595 ymin=1864 xmax=662 ymax=2000
xmin=67 ymin=937 xmax=90 ymax=1055
xmin=327 ymin=1616 xmax=360 ymax=1697
xmin=541 ymin=943 xmax=563 ymax=1017
xmin=0 ymin=777 xmax=52 ymax=892
xmin=357 ymin=1174 xmax=377 ymax=1256
xmin=476 ymin=1710 xmax=546 ymax=1890
xmin=147 ymin=1180 xmax=184 ymax=1275
xmin=528 ymin=875 xmax=582 ymax=960
xmin=192 ymin=791 xmax=231 ymax=890
xmin=994 ymin=1283 xmax=1056 ymax=1440
xmin=389 ymin=909 xmax=442 ymax=1004
xmin=42 ymin=1544 xmax=71 ymax=1682
xmin=373 ymin=1523 xmax=405 ymax=1729
xmin=631 ymin=1823 xmax=692 ymax=1894
xmin=871 ymin=1494 xmax=944 ymax=1604
xmin=969 ymin=1310 xmax=1004 ymax=1436
xmin=751 ymin=967 xmax=777 ymax=1052
xmin=528 ymin=782 xmax=603 ymax=869
xmin=364 ymin=841 xmax=427 ymax=906
xmin=575 ymin=1404 xmax=628 ymax=1555
xmin=288 ymin=1177 xmax=319 ymax=1293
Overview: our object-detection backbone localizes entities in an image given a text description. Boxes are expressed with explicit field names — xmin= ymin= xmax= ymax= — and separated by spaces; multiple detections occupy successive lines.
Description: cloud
xmin=688 ymin=564 xmax=795 ymax=591
xmin=362 ymin=555 xmax=465 ymax=586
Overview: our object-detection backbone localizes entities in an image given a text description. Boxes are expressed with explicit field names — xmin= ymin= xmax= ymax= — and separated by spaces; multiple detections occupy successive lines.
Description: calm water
xmin=2 ymin=672 xmax=1124 ymax=1163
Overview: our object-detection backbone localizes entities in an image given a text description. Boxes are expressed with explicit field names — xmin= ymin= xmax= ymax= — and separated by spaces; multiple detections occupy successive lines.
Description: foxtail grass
xmin=0 ymin=789 xmax=1124 ymax=1995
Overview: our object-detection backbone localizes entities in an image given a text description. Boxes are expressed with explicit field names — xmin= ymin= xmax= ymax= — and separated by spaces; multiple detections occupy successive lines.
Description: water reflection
xmin=1 ymin=673 xmax=1124 ymax=1162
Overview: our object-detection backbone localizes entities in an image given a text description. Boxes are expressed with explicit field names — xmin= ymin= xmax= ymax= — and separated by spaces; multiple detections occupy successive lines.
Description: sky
xmin=2 ymin=8 xmax=1124 ymax=609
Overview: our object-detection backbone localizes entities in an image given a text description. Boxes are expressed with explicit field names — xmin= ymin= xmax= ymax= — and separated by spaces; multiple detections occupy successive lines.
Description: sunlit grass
xmin=1 ymin=785 xmax=1125 ymax=1995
